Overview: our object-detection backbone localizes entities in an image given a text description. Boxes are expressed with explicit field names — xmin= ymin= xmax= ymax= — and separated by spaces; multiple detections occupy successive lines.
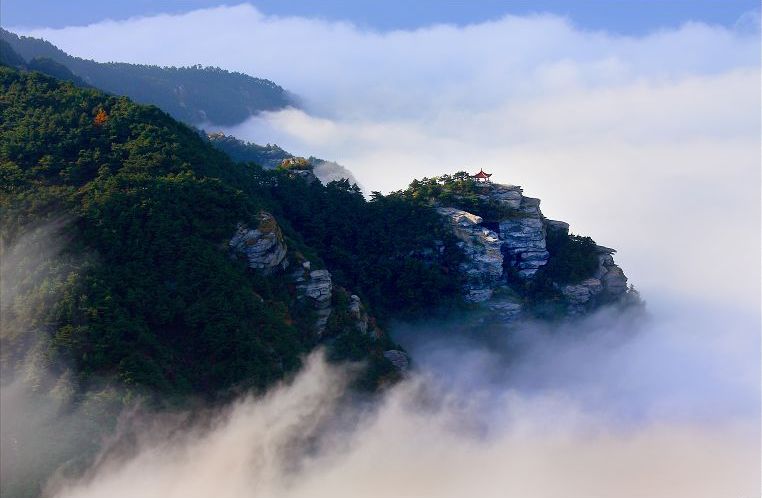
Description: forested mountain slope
xmin=0 ymin=67 xmax=464 ymax=398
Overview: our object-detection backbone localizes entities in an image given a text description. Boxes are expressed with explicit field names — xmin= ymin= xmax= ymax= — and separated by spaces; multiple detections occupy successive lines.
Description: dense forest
xmin=0 ymin=66 xmax=465 ymax=401
xmin=0 ymin=28 xmax=292 ymax=125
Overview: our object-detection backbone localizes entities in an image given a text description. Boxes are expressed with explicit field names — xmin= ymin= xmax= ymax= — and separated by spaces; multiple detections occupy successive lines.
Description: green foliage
xmin=265 ymin=175 xmax=466 ymax=319
xmin=0 ymin=28 xmax=292 ymax=126
xmin=522 ymin=229 xmax=601 ymax=314
xmin=277 ymin=157 xmax=313 ymax=171
xmin=1 ymin=67 xmax=467 ymax=399
xmin=395 ymin=172 xmax=521 ymax=221
xmin=0 ymin=67 xmax=305 ymax=395
xmin=542 ymin=230 xmax=600 ymax=284
xmin=0 ymin=39 xmax=26 ymax=68
xmin=206 ymin=132 xmax=291 ymax=168
xmin=27 ymin=57 xmax=88 ymax=86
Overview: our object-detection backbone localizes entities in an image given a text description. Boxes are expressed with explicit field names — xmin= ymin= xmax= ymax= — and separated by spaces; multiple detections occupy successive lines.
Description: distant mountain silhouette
xmin=0 ymin=28 xmax=294 ymax=126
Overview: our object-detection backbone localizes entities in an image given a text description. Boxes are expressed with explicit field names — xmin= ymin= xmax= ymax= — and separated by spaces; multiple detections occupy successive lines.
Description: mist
xmin=3 ymin=214 xmax=759 ymax=498
xmin=43 ymin=300 xmax=759 ymax=498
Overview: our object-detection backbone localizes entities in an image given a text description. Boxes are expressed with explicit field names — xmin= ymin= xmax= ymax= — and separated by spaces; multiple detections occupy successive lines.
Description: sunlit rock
xmin=436 ymin=207 xmax=503 ymax=302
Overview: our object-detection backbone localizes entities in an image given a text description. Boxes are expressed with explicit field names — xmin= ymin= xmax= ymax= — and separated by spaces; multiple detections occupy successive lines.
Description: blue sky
xmin=2 ymin=0 xmax=759 ymax=34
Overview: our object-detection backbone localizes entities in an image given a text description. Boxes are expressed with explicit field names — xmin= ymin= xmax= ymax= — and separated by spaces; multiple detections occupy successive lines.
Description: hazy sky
xmin=3 ymin=0 xmax=759 ymax=34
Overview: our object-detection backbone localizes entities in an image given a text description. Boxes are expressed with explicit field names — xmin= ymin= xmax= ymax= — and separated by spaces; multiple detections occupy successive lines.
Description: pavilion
xmin=471 ymin=168 xmax=492 ymax=183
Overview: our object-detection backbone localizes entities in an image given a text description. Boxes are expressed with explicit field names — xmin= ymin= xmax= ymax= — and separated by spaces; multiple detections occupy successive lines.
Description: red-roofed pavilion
xmin=471 ymin=169 xmax=492 ymax=182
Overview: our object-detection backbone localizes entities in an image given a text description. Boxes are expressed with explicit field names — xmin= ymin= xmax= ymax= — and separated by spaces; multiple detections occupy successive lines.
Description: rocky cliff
xmin=230 ymin=210 xmax=380 ymax=340
xmin=434 ymin=181 xmax=635 ymax=319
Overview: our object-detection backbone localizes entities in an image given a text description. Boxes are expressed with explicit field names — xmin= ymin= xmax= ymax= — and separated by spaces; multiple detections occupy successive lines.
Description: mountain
xmin=0 ymin=66 xmax=465 ymax=401
xmin=206 ymin=131 xmax=361 ymax=186
xmin=1 ymin=64 xmax=642 ymax=390
xmin=398 ymin=175 xmax=638 ymax=319
xmin=0 ymin=28 xmax=293 ymax=126
xmin=0 ymin=39 xmax=26 ymax=68
xmin=1 ymin=65 xmax=641 ymax=497
xmin=1 ymin=38 xmax=88 ymax=86
xmin=1 ymin=66 xmax=639 ymax=399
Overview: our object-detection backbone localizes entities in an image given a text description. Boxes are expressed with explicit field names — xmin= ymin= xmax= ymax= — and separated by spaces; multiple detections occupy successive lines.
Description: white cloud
xmin=47 ymin=314 xmax=761 ymax=498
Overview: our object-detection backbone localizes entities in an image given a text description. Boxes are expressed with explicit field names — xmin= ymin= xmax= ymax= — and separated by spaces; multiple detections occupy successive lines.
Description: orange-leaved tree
xmin=94 ymin=108 xmax=108 ymax=126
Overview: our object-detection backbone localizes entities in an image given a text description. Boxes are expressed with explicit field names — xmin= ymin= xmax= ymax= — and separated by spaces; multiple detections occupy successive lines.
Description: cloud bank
xmin=47 ymin=305 xmax=760 ymax=498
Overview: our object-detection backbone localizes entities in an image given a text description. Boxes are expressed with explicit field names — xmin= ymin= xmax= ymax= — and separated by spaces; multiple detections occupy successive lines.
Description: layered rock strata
xmin=437 ymin=182 xmax=632 ymax=315
xmin=436 ymin=207 xmax=503 ymax=302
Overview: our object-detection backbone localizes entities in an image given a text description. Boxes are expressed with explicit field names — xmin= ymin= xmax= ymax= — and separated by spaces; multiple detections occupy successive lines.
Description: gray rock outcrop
xmin=560 ymin=246 xmax=629 ymax=312
xmin=435 ymin=181 xmax=634 ymax=318
xmin=595 ymin=246 xmax=629 ymax=299
xmin=229 ymin=212 xmax=288 ymax=274
xmin=292 ymin=263 xmax=333 ymax=335
xmin=436 ymin=207 xmax=503 ymax=302
xmin=498 ymin=196 xmax=549 ymax=279
xmin=488 ymin=298 xmax=524 ymax=321
xmin=477 ymin=183 xmax=523 ymax=209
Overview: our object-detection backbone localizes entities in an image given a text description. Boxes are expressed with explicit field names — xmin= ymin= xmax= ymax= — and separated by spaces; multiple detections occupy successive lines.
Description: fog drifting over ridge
xmin=47 ymin=308 xmax=760 ymax=498
xmin=9 ymin=6 xmax=761 ymax=497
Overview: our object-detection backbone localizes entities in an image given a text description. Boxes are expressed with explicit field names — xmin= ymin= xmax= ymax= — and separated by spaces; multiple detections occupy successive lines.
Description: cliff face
xmin=230 ymin=211 xmax=377 ymax=339
xmin=435 ymin=182 xmax=634 ymax=318
xmin=436 ymin=207 xmax=503 ymax=302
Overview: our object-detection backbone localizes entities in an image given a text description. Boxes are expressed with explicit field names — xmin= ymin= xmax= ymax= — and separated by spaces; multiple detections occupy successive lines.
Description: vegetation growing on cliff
xmin=395 ymin=172 xmax=521 ymax=221
xmin=542 ymin=230 xmax=600 ymax=284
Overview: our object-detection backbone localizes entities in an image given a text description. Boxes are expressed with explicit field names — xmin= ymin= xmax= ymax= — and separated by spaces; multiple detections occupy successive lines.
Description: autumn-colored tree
xmin=94 ymin=108 xmax=108 ymax=126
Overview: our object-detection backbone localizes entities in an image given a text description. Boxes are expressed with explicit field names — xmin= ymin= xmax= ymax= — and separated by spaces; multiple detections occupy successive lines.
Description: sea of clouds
xmin=6 ymin=5 xmax=761 ymax=497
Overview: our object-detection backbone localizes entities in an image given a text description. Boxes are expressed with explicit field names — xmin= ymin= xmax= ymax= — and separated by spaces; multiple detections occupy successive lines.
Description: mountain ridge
xmin=0 ymin=28 xmax=293 ymax=126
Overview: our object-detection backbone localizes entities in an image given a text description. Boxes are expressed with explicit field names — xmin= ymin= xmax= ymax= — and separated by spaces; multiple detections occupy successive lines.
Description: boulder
xmin=545 ymin=219 xmax=570 ymax=235
xmin=561 ymin=277 xmax=604 ymax=309
xmin=488 ymin=299 xmax=523 ymax=321
xmin=229 ymin=212 xmax=288 ymax=274
xmin=594 ymin=245 xmax=628 ymax=300
xmin=477 ymin=183 xmax=523 ymax=209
